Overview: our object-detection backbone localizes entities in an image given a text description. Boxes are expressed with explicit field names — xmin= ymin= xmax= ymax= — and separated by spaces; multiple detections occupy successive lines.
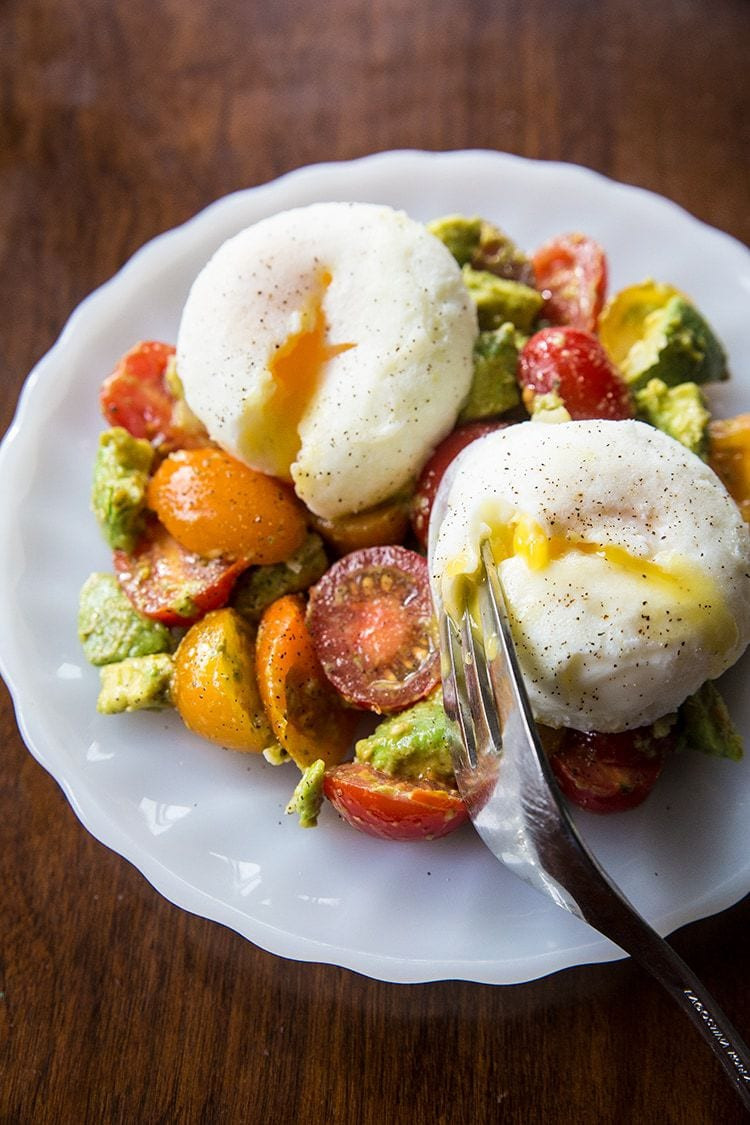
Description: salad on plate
xmin=77 ymin=198 xmax=750 ymax=841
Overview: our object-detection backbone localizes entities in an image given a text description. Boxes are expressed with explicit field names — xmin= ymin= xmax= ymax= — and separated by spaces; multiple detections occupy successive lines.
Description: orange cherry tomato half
xmin=549 ymin=726 xmax=673 ymax=814
xmin=172 ymin=608 xmax=273 ymax=752
xmin=113 ymin=518 xmax=247 ymax=626
xmin=531 ymin=233 xmax=607 ymax=333
xmin=310 ymin=495 xmax=411 ymax=556
xmin=147 ymin=447 xmax=308 ymax=564
xmin=99 ymin=340 xmax=209 ymax=452
xmin=307 ymin=546 xmax=440 ymax=714
xmin=256 ymin=594 xmax=359 ymax=769
xmin=323 ymin=761 xmax=468 ymax=841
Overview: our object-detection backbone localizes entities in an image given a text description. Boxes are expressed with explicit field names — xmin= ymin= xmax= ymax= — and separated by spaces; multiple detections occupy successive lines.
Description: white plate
xmin=1 ymin=150 xmax=749 ymax=985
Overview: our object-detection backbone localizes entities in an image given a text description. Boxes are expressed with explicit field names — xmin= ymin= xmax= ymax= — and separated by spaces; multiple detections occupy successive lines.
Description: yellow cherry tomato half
xmin=148 ymin=447 xmax=307 ymax=563
xmin=309 ymin=493 xmax=410 ymax=556
xmin=172 ymin=608 xmax=273 ymax=752
xmin=256 ymin=594 xmax=358 ymax=769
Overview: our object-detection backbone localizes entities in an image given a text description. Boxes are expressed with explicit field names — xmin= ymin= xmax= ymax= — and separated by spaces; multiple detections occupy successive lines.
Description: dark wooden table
xmin=2 ymin=2 xmax=749 ymax=1121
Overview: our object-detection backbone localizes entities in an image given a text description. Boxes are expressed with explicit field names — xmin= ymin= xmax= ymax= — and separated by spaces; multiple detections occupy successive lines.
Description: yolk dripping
xmin=242 ymin=270 xmax=355 ymax=480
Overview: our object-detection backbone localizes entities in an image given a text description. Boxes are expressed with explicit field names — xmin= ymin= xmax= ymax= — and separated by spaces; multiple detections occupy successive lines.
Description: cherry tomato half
xmin=147 ymin=447 xmax=308 ymax=564
xmin=549 ymin=726 xmax=673 ymax=814
xmin=323 ymin=761 xmax=468 ymax=841
xmin=532 ymin=233 xmax=607 ymax=333
xmin=114 ymin=518 xmax=247 ymax=626
xmin=100 ymin=340 xmax=209 ymax=452
xmin=256 ymin=594 xmax=359 ymax=769
xmin=307 ymin=545 xmax=440 ymax=714
xmin=410 ymin=421 xmax=505 ymax=549
xmin=518 ymin=326 xmax=634 ymax=421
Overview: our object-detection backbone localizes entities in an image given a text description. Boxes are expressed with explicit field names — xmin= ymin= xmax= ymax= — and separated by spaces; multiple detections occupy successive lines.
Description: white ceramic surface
xmin=1 ymin=150 xmax=749 ymax=985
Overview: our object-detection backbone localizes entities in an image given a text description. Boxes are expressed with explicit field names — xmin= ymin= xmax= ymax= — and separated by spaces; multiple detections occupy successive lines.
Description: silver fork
xmin=440 ymin=539 xmax=750 ymax=1110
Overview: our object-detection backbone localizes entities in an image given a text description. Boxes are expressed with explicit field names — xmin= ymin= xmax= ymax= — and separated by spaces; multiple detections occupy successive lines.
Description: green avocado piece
xmin=619 ymin=296 xmax=729 ymax=391
xmin=285 ymin=759 xmax=326 ymax=828
xmin=97 ymin=653 xmax=174 ymax=714
xmin=459 ymin=323 xmax=522 ymax=422
xmin=675 ymin=681 xmax=743 ymax=761
xmin=427 ymin=214 xmax=534 ymax=283
xmin=527 ymin=389 xmax=572 ymax=425
xmin=635 ymin=378 xmax=710 ymax=458
xmin=354 ymin=694 xmax=460 ymax=787
xmin=91 ymin=427 xmax=154 ymax=552
xmin=78 ymin=572 xmax=173 ymax=666
xmin=231 ymin=533 xmax=328 ymax=622
xmin=462 ymin=266 xmax=543 ymax=334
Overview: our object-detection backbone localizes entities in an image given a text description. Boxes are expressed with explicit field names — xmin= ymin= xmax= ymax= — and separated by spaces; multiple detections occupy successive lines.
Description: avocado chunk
xmin=527 ymin=389 xmax=572 ymax=425
xmin=355 ymin=694 xmax=460 ymax=787
xmin=78 ymin=572 xmax=174 ymax=666
xmin=459 ymin=323 xmax=522 ymax=422
xmin=231 ymin=533 xmax=328 ymax=622
xmin=462 ymin=266 xmax=543 ymax=334
xmin=427 ymin=214 xmax=534 ymax=283
xmin=97 ymin=653 xmax=174 ymax=714
xmin=285 ymin=758 xmax=326 ymax=828
xmin=675 ymin=681 xmax=743 ymax=761
xmin=598 ymin=281 xmax=729 ymax=392
xmin=91 ymin=427 xmax=154 ymax=552
xmin=635 ymin=378 xmax=710 ymax=457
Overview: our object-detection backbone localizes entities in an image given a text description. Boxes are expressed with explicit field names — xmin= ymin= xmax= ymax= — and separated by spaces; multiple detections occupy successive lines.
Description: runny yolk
xmin=249 ymin=269 xmax=355 ymax=479
xmin=451 ymin=512 xmax=736 ymax=655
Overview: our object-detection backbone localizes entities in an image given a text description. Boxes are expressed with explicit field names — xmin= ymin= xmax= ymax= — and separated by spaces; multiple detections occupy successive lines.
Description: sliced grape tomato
xmin=410 ymin=421 xmax=506 ymax=548
xmin=532 ymin=233 xmax=607 ymax=333
xmin=549 ymin=726 xmax=672 ymax=814
xmin=307 ymin=545 xmax=440 ymax=713
xmin=114 ymin=518 xmax=247 ymax=626
xmin=519 ymin=326 xmax=634 ymax=421
xmin=323 ymin=761 xmax=467 ymax=841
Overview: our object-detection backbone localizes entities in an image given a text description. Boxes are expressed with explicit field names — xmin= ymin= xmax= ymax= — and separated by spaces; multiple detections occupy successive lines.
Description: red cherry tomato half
xmin=410 ymin=421 xmax=506 ymax=548
xmin=323 ymin=761 xmax=468 ymax=841
xmin=114 ymin=518 xmax=247 ymax=626
xmin=100 ymin=340 xmax=209 ymax=452
xmin=532 ymin=233 xmax=607 ymax=333
xmin=307 ymin=545 xmax=440 ymax=714
xmin=549 ymin=726 xmax=673 ymax=814
xmin=519 ymin=326 xmax=634 ymax=421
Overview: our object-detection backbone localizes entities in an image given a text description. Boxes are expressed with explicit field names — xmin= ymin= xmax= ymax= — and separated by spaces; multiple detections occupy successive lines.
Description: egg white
xmin=176 ymin=202 xmax=477 ymax=519
xmin=429 ymin=419 xmax=750 ymax=732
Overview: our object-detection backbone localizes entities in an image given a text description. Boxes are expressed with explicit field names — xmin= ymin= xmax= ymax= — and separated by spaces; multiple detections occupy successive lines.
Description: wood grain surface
xmin=1 ymin=2 xmax=749 ymax=1122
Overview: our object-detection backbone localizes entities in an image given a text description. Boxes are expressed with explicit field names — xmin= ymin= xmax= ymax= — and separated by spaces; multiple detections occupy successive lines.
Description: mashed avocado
xmin=526 ymin=388 xmax=572 ymax=425
xmin=78 ymin=572 xmax=173 ymax=666
xmin=635 ymin=378 xmax=709 ymax=457
xmin=676 ymin=681 xmax=743 ymax=761
xmin=97 ymin=653 xmax=174 ymax=714
xmin=459 ymin=323 xmax=522 ymax=422
xmin=354 ymin=694 xmax=460 ymax=786
xmin=286 ymin=759 xmax=326 ymax=828
xmin=91 ymin=427 xmax=154 ymax=552
xmin=231 ymin=533 xmax=328 ymax=621
xmin=461 ymin=266 xmax=543 ymax=334
xmin=427 ymin=214 xmax=534 ymax=282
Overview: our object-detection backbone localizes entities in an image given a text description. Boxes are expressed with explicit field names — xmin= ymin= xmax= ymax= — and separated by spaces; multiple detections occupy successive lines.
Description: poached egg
xmin=429 ymin=419 xmax=750 ymax=732
xmin=177 ymin=202 xmax=477 ymax=519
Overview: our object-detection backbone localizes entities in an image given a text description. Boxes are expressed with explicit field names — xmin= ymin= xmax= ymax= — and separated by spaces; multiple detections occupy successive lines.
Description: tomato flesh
xmin=114 ymin=518 xmax=247 ymax=625
xmin=532 ymin=233 xmax=607 ymax=333
xmin=410 ymin=421 xmax=505 ymax=548
xmin=519 ymin=326 xmax=633 ymax=421
xmin=100 ymin=340 xmax=208 ymax=452
xmin=323 ymin=761 xmax=468 ymax=841
xmin=307 ymin=545 xmax=440 ymax=713
xmin=549 ymin=726 xmax=672 ymax=813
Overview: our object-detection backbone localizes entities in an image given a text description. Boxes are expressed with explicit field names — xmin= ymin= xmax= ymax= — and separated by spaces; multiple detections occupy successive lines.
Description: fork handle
xmin=575 ymin=874 xmax=750 ymax=1108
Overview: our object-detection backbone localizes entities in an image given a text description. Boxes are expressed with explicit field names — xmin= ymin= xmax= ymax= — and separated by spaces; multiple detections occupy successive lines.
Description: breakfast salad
xmin=78 ymin=202 xmax=750 ymax=840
